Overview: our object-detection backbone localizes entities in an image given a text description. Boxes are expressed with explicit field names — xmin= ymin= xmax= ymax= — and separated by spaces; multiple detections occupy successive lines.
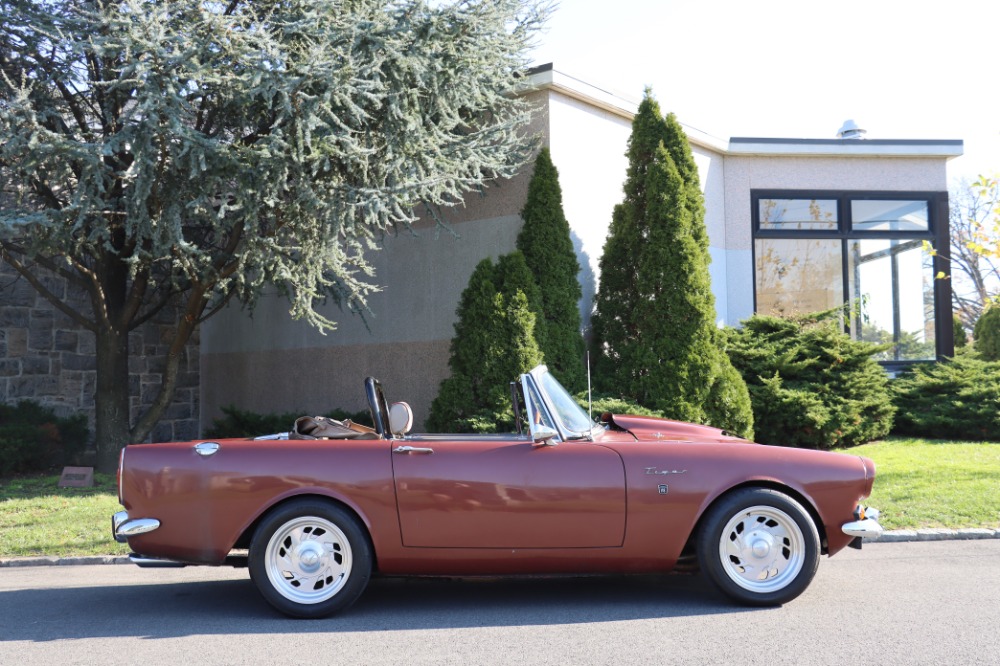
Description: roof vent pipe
xmin=837 ymin=119 xmax=867 ymax=139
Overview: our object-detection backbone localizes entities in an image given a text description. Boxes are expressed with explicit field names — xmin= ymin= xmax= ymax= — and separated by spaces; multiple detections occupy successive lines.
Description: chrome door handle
xmin=393 ymin=445 xmax=434 ymax=454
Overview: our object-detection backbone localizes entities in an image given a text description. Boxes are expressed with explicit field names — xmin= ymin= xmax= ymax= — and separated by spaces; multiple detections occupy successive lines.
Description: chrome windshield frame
xmin=521 ymin=365 xmax=601 ymax=442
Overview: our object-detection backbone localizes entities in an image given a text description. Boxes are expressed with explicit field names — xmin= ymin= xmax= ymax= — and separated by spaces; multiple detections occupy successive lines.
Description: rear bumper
xmin=112 ymin=510 xmax=161 ymax=543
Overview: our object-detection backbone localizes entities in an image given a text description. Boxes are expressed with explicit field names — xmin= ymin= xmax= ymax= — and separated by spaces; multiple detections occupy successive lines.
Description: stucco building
xmin=197 ymin=65 xmax=962 ymax=431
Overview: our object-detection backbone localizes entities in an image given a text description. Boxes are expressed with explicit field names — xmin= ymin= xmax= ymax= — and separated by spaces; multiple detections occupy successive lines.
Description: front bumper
xmin=842 ymin=506 xmax=884 ymax=540
xmin=112 ymin=510 xmax=161 ymax=543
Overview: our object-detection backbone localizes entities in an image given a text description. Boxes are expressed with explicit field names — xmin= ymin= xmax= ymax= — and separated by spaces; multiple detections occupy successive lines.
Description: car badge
xmin=645 ymin=467 xmax=687 ymax=475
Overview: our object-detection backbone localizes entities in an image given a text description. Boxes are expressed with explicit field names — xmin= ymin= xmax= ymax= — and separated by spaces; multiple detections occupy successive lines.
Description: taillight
xmin=117 ymin=447 xmax=126 ymax=504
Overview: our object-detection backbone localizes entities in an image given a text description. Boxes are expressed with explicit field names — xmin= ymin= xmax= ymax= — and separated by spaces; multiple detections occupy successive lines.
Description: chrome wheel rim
xmin=717 ymin=504 xmax=805 ymax=594
xmin=264 ymin=516 xmax=353 ymax=605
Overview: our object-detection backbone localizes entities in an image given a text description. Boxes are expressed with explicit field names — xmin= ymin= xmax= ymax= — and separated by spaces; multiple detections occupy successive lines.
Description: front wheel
xmin=697 ymin=488 xmax=820 ymax=606
xmin=249 ymin=500 xmax=372 ymax=618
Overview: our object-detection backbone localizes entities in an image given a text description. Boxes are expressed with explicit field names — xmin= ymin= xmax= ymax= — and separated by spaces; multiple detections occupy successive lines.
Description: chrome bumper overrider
xmin=112 ymin=511 xmax=187 ymax=568
xmin=842 ymin=506 xmax=884 ymax=539
xmin=112 ymin=510 xmax=161 ymax=543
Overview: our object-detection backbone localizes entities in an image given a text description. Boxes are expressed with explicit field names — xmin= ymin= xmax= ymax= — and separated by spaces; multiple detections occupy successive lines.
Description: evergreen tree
xmin=591 ymin=90 xmax=753 ymax=438
xmin=427 ymin=252 xmax=543 ymax=433
xmin=516 ymin=148 xmax=586 ymax=391
xmin=0 ymin=0 xmax=548 ymax=470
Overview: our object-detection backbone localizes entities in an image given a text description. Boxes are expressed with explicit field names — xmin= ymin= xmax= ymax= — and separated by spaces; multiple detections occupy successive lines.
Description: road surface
xmin=1 ymin=540 xmax=998 ymax=665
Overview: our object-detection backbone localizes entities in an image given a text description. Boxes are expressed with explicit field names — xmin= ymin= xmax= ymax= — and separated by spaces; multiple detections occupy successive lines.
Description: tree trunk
xmin=94 ymin=324 xmax=131 ymax=474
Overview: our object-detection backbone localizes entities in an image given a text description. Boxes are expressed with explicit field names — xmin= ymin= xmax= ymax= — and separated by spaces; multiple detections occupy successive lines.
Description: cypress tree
xmin=427 ymin=252 xmax=544 ymax=432
xmin=517 ymin=148 xmax=586 ymax=391
xmin=592 ymin=90 xmax=753 ymax=438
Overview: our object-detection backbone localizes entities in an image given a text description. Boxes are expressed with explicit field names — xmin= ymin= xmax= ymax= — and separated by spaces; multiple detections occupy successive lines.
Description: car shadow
xmin=0 ymin=572 xmax=762 ymax=642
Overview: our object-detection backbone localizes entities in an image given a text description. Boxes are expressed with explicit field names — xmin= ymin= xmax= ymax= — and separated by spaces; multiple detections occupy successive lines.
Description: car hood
xmin=606 ymin=414 xmax=754 ymax=444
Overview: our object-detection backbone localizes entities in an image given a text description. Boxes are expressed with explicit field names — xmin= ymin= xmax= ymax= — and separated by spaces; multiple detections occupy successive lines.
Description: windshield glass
xmin=538 ymin=370 xmax=596 ymax=437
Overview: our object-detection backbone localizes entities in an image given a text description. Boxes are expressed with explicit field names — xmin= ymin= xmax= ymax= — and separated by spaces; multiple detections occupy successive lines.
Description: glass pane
xmin=851 ymin=199 xmax=929 ymax=231
xmin=755 ymin=238 xmax=843 ymax=316
xmin=848 ymin=239 xmax=936 ymax=361
xmin=525 ymin=382 xmax=555 ymax=430
xmin=539 ymin=370 xmax=594 ymax=435
xmin=758 ymin=199 xmax=838 ymax=231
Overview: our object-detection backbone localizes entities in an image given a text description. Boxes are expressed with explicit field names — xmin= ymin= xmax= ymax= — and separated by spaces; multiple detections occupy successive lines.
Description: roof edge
xmin=728 ymin=137 xmax=964 ymax=158
xmin=520 ymin=65 xmax=963 ymax=159
xmin=521 ymin=65 xmax=728 ymax=153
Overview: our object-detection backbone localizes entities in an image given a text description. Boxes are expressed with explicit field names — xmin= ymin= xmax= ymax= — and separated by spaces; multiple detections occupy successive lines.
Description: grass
xmin=845 ymin=437 xmax=1000 ymax=530
xmin=0 ymin=473 xmax=130 ymax=558
xmin=1 ymin=437 xmax=998 ymax=559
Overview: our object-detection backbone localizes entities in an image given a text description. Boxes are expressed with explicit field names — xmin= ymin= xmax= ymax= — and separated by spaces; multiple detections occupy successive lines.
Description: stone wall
xmin=0 ymin=261 xmax=200 ymax=450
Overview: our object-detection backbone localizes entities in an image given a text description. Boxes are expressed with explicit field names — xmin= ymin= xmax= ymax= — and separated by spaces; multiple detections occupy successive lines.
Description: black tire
xmin=697 ymin=488 xmax=820 ymax=606
xmin=248 ymin=499 xmax=372 ymax=618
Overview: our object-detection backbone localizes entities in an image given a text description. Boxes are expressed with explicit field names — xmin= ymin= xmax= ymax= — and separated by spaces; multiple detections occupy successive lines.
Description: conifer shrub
xmin=574 ymin=394 xmax=665 ymax=420
xmin=0 ymin=401 xmax=89 ymax=476
xmin=891 ymin=352 xmax=1000 ymax=440
xmin=517 ymin=148 xmax=587 ymax=392
xmin=725 ymin=311 xmax=895 ymax=449
xmin=954 ymin=315 xmax=968 ymax=349
xmin=427 ymin=252 xmax=544 ymax=433
xmin=973 ymin=304 xmax=1000 ymax=360
xmin=704 ymin=352 xmax=756 ymax=438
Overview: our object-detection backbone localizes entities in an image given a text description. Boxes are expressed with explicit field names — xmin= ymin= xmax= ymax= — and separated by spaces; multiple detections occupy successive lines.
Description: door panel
xmin=392 ymin=438 xmax=626 ymax=548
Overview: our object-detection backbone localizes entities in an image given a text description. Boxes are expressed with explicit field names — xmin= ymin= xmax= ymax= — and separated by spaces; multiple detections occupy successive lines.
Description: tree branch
xmin=28 ymin=176 xmax=65 ymax=210
xmin=130 ymin=286 xmax=208 ymax=442
xmin=0 ymin=239 xmax=90 ymax=288
xmin=127 ymin=282 xmax=184 ymax=331
xmin=120 ymin=265 xmax=151 ymax=328
xmin=54 ymin=79 xmax=93 ymax=141
xmin=0 ymin=243 xmax=96 ymax=331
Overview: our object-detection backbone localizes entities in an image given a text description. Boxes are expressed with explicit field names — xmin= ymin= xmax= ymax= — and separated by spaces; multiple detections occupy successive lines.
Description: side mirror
xmin=530 ymin=424 xmax=559 ymax=446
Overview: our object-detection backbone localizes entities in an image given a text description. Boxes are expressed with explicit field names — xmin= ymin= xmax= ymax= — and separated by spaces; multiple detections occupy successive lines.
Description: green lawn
xmin=1 ymin=437 xmax=998 ymax=559
xmin=0 ymin=473 xmax=130 ymax=558
xmin=846 ymin=438 xmax=1000 ymax=530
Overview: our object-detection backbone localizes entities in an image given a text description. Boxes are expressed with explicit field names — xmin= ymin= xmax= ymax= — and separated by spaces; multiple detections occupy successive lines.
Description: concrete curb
xmin=870 ymin=527 xmax=1000 ymax=543
xmin=1 ymin=555 xmax=131 ymax=568
xmin=2 ymin=529 xmax=998 ymax=568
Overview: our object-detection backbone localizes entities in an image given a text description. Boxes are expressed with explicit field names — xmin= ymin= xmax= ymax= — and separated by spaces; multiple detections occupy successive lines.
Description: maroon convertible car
xmin=113 ymin=365 xmax=883 ymax=617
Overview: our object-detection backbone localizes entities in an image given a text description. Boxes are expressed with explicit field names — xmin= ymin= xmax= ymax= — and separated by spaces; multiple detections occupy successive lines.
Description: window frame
xmin=751 ymin=189 xmax=953 ymax=366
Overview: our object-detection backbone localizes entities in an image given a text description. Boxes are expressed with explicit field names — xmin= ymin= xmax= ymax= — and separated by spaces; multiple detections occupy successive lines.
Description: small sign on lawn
xmin=58 ymin=466 xmax=94 ymax=488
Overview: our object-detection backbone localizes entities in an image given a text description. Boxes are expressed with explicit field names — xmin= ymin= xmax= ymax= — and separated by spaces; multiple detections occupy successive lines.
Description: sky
xmin=528 ymin=0 xmax=999 ymax=183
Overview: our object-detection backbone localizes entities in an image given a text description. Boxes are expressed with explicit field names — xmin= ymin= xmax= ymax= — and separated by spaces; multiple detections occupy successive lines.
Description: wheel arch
xmin=234 ymin=493 xmax=379 ymax=571
xmin=682 ymin=481 xmax=830 ymax=559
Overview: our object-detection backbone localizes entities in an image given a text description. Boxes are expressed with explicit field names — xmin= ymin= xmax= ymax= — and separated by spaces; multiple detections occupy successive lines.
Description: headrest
xmin=388 ymin=401 xmax=414 ymax=437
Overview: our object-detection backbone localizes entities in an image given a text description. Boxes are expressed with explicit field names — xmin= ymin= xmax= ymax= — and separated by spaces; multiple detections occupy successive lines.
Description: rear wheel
xmin=697 ymin=488 xmax=819 ymax=606
xmin=249 ymin=500 xmax=372 ymax=618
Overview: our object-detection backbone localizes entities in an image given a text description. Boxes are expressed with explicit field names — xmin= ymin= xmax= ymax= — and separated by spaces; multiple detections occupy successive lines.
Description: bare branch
xmin=0 ymin=243 xmax=96 ymax=331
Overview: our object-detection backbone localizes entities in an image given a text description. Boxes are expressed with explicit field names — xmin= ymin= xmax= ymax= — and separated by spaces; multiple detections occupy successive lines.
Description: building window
xmin=752 ymin=191 xmax=951 ymax=363
xmin=755 ymin=238 xmax=843 ymax=314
